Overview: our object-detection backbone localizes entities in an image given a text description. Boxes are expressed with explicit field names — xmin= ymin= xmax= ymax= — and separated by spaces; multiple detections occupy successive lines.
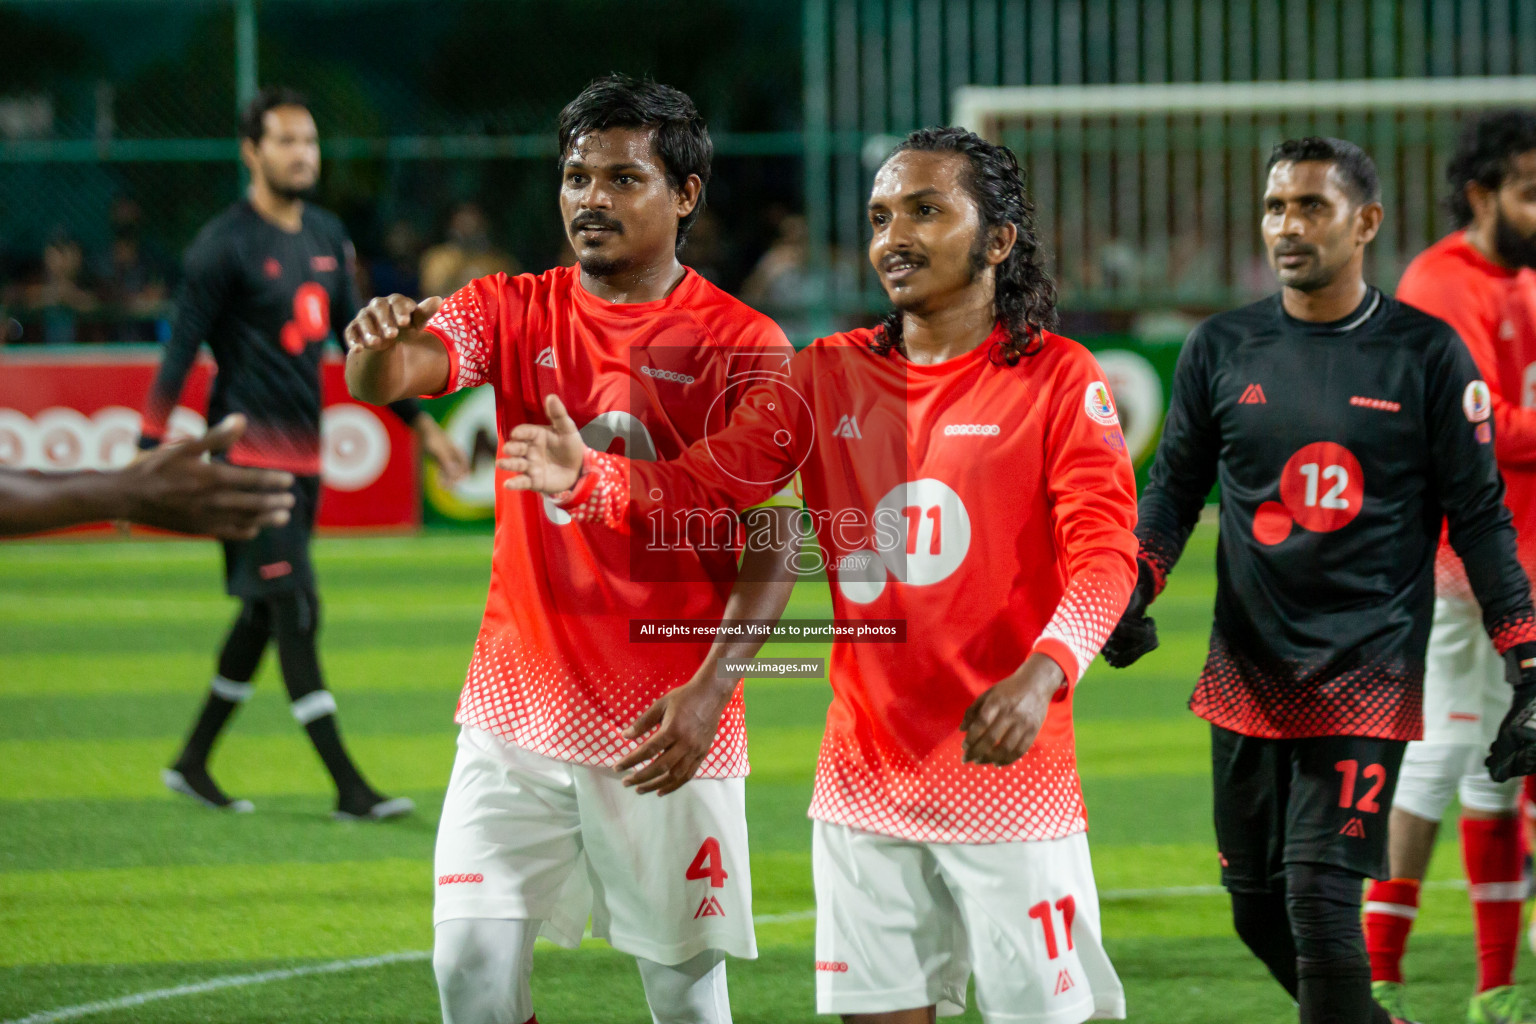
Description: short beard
xmin=577 ymin=250 xmax=632 ymax=279
xmin=1493 ymin=204 xmax=1536 ymax=269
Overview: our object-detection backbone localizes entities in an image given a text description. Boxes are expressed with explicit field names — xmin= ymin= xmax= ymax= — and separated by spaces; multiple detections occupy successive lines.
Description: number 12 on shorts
xmin=1335 ymin=759 xmax=1386 ymax=813
xmin=1028 ymin=895 xmax=1076 ymax=959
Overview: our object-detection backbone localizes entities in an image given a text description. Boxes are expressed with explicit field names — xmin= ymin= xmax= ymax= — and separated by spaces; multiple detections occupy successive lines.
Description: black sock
xmin=1297 ymin=956 xmax=1373 ymax=1024
xmin=1231 ymin=890 xmax=1299 ymax=999
xmin=271 ymin=589 xmax=369 ymax=796
xmin=175 ymin=600 xmax=270 ymax=770
xmin=1287 ymin=862 xmax=1376 ymax=1024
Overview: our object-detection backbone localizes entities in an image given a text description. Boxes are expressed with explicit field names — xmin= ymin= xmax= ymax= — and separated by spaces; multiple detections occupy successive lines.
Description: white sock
xmin=636 ymin=949 xmax=731 ymax=1024
xmin=433 ymin=917 xmax=537 ymax=1024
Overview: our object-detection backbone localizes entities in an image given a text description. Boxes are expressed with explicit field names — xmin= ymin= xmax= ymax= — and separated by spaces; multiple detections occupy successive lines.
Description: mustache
xmin=1272 ymin=242 xmax=1316 ymax=258
xmin=878 ymin=250 xmax=927 ymax=271
xmin=570 ymin=212 xmax=623 ymax=234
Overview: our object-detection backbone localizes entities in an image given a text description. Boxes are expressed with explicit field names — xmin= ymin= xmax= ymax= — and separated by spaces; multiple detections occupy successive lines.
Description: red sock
xmin=1523 ymin=776 xmax=1536 ymax=857
xmin=1364 ymin=878 xmax=1420 ymax=983
xmin=1462 ymin=814 xmax=1524 ymax=992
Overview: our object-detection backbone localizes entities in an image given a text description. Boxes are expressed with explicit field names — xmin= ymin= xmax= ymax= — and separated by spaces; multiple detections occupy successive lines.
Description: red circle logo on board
xmin=1253 ymin=441 xmax=1365 ymax=545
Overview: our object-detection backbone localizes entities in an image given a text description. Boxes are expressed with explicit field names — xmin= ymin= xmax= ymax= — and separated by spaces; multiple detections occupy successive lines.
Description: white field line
xmin=0 ymin=878 xmax=1474 ymax=1024
xmin=2 ymin=951 xmax=429 ymax=1024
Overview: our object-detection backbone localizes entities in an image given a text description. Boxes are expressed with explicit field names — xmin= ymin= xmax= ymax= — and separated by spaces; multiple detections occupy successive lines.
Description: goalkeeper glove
xmin=1487 ymin=642 xmax=1536 ymax=782
xmin=1101 ymin=559 xmax=1159 ymax=669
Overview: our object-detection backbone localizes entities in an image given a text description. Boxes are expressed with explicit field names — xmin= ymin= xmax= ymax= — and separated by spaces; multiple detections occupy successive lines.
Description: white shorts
xmin=1421 ymin=595 xmax=1511 ymax=746
xmin=1393 ymin=597 xmax=1520 ymax=820
xmin=433 ymin=725 xmax=756 ymax=965
xmin=812 ymin=822 xmax=1125 ymax=1023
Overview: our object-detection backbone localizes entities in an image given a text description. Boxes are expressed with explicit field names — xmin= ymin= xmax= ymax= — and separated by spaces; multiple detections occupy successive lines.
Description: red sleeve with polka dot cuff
xmin=1028 ymin=364 xmax=1140 ymax=687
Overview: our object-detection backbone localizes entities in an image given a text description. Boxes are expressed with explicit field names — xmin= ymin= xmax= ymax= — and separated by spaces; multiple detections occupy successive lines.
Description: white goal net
xmin=953 ymin=76 xmax=1536 ymax=312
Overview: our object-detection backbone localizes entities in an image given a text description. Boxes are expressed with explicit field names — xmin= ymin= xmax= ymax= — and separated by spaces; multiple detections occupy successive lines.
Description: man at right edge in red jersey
xmin=1364 ymin=110 xmax=1536 ymax=1024
xmin=503 ymin=127 xmax=1136 ymax=1024
xmin=345 ymin=77 xmax=799 ymax=1024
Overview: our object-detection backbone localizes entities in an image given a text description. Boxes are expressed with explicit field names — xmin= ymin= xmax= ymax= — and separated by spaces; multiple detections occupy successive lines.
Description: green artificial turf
xmin=0 ymin=527 xmax=1523 ymax=1022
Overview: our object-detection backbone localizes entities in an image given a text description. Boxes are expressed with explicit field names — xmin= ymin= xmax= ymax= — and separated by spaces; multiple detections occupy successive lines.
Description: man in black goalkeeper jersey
xmin=138 ymin=87 xmax=468 ymax=820
xmin=1104 ymin=137 xmax=1536 ymax=1024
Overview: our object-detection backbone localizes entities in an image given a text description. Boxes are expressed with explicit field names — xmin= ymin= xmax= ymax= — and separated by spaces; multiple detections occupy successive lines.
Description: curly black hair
xmin=557 ymin=74 xmax=713 ymax=254
xmin=1446 ymin=110 xmax=1536 ymax=228
xmin=872 ymin=127 xmax=1057 ymax=365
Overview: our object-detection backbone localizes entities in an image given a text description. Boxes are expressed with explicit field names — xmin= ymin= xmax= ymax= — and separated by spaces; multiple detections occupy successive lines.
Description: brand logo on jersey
xmin=1339 ymin=817 xmax=1367 ymax=838
xmin=1465 ymin=380 xmax=1492 ymax=423
xmin=1053 ymin=969 xmax=1076 ymax=995
xmin=309 ymin=255 xmax=338 ymax=272
xmin=693 ymin=896 xmax=726 ymax=919
xmin=1349 ymin=395 xmax=1401 ymax=413
xmin=436 ymin=873 xmax=484 ymax=886
xmin=815 ymin=961 xmax=850 ymax=973
xmin=263 ymin=257 xmax=282 ymax=279
xmin=1502 ymin=320 xmax=1517 ymax=341
xmin=1084 ymin=380 xmax=1119 ymax=425
xmin=1238 ymin=383 xmax=1267 ymax=405
xmin=942 ymin=423 xmax=1000 ymax=436
xmin=640 ymin=364 xmax=695 ymax=385
xmin=833 ymin=414 xmax=862 ymax=439
xmin=536 ymin=347 xmax=557 ymax=369
xmin=259 ymin=561 xmax=293 ymax=580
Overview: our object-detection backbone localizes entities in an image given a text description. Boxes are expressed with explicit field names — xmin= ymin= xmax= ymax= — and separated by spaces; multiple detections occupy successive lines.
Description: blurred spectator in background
xmin=419 ymin=202 xmax=518 ymax=296
xmin=739 ymin=212 xmax=859 ymax=343
xmin=366 ymin=219 xmax=424 ymax=299
xmin=94 ymin=197 xmax=170 ymax=342
xmin=22 ymin=229 xmax=99 ymax=344
xmin=682 ymin=207 xmax=727 ymax=283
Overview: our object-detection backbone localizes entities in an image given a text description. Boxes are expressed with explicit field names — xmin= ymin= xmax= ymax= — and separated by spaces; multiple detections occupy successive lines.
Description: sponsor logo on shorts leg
xmin=259 ymin=561 xmax=293 ymax=580
xmin=1054 ymin=969 xmax=1076 ymax=995
xmin=815 ymin=960 xmax=850 ymax=973
xmin=693 ymin=895 xmax=726 ymax=919
xmin=436 ymin=873 xmax=484 ymax=886
xmin=1339 ymin=817 xmax=1367 ymax=838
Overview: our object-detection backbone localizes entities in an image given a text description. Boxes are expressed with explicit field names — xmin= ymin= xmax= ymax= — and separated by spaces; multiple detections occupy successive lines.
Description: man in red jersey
xmin=1363 ymin=110 xmax=1536 ymax=1024
xmin=345 ymin=77 xmax=799 ymax=1024
xmin=503 ymin=127 xmax=1136 ymax=1024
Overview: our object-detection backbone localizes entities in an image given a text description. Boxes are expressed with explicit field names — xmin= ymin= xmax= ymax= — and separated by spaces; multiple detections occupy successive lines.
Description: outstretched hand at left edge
xmin=960 ymin=653 xmax=1067 ymax=766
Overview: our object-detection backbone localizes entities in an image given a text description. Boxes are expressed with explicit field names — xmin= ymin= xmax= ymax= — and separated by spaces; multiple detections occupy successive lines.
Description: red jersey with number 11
xmin=558 ymin=326 xmax=1140 ymax=843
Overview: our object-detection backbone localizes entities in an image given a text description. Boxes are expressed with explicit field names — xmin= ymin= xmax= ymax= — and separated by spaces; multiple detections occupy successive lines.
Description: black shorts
xmin=1211 ymin=723 xmax=1406 ymax=893
xmin=222 ymin=475 xmax=319 ymax=599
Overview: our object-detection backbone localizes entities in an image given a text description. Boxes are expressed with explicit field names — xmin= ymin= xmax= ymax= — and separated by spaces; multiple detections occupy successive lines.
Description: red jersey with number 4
xmin=1397 ymin=232 xmax=1536 ymax=602
xmin=557 ymin=326 xmax=1139 ymax=843
xmin=423 ymin=265 xmax=792 ymax=777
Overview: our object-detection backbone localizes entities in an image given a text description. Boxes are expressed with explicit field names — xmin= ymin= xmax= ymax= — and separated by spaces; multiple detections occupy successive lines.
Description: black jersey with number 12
xmin=1138 ymin=288 xmax=1536 ymax=741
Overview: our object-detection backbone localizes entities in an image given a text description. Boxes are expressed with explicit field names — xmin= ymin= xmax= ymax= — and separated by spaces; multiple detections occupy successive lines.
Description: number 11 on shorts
xmin=1028 ymin=895 xmax=1077 ymax=959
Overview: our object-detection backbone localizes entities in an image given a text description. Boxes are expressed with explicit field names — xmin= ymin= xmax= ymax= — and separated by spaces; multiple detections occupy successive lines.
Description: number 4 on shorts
xmin=686 ymin=837 xmax=728 ymax=889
